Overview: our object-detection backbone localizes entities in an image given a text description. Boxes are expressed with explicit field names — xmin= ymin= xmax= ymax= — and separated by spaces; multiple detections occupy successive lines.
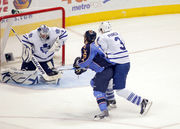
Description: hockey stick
xmin=11 ymin=28 xmax=61 ymax=81
xmin=57 ymin=67 xmax=75 ymax=71
xmin=57 ymin=66 xmax=88 ymax=71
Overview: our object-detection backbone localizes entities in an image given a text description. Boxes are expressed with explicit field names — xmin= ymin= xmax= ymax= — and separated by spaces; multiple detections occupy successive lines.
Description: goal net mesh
xmin=0 ymin=7 xmax=65 ymax=74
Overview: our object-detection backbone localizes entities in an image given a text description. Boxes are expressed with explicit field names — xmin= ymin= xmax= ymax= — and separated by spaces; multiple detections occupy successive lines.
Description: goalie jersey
xmin=22 ymin=27 xmax=67 ymax=62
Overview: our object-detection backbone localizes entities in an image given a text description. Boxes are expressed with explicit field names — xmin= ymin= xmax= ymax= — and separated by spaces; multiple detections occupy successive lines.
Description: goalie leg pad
xmin=21 ymin=61 xmax=36 ymax=71
xmin=1 ymin=68 xmax=39 ymax=85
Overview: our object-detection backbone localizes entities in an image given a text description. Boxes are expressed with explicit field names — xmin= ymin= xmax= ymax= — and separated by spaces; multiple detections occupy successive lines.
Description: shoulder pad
xmin=80 ymin=44 xmax=90 ymax=62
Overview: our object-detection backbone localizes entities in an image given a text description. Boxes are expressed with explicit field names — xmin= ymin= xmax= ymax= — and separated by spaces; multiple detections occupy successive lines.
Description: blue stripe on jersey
xmin=34 ymin=52 xmax=54 ymax=60
xmin=22 ymin=40 xmax=33 ymax=46
xmin=109 ymin=55 xmax=129 ymax=60
xmin=23 ymin=35 xmax=28 ymax=40
xmin=23 ymin=44 xmax=30 ymax=49
xmin=59 ymin=31 xmax=67 ymax=39
xmin=107 ymin=50 xmax=128 ymax=55
xmin=59 ymin=34 xmax=68 ymax=40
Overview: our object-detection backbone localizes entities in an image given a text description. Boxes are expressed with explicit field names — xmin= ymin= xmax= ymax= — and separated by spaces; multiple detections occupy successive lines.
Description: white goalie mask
xmin=37 ymin=25 xmax=50 ymax=41
xmin=99 ymin=21 xmax=112 ymax=33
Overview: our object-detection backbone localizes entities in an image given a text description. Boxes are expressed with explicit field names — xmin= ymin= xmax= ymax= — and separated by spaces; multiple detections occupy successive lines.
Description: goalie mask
xmin=99 ymin=21 xmax=112 ymax=33
xmin=84 ymin=30 xmax=97 ymax=44
xmin=37 ymin=25 xmax=50 ymax=41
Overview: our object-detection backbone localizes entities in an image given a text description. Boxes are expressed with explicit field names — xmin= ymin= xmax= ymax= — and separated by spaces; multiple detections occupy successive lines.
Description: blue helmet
xmin=84 ymin=30 xmax=97 ymax=44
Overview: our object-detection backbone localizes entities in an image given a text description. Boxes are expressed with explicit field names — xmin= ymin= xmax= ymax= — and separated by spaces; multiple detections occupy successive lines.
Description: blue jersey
xmin=78 ymin=42 xmax=113 ymax=72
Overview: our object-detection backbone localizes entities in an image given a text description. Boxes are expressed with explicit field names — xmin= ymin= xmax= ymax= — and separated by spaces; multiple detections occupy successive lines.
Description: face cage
xmin=39 ymin=33 xmax=49 ymax=40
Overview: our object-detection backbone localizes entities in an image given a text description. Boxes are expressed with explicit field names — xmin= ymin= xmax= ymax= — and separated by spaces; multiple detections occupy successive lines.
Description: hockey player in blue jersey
xmin=97 ymin=21 xmax=152 ymax=115
xmin=21 ymin=25 xmax=68 ymax=77
xmin=73 ymin=30 xmax=114 ymax=120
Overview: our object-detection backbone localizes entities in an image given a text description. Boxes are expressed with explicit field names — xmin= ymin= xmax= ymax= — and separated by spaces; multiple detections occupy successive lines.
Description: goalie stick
xmin=11 ymin=27 xmax=61 ymax=81
xmin=57 ymin=67 xmax=75 ymax=71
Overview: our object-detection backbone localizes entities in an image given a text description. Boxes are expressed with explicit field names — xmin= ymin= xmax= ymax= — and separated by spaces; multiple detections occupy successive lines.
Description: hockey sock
xmin=94 ymin=91 xmax=107 ymax=111
xmin=116 ymin=89 xmax=142 ymax=106
xmin=106 ymin=88 xmax=115 ymax=101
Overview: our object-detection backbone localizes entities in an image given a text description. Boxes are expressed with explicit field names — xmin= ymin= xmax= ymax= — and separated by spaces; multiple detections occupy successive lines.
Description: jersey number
xmin=115 ymin=37 xmax=126 ymax=50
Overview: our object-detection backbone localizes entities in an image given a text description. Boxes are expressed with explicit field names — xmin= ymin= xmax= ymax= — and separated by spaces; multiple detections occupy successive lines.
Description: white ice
xmin=0 ymin=14 xmax=180 ymax=129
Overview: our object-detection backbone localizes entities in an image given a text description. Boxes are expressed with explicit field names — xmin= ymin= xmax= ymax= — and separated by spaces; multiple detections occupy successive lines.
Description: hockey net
xmin=0 ymin=7 xmax=65 ymax=74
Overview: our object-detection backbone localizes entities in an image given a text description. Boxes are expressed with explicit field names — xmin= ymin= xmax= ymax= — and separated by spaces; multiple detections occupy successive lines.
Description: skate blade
xmin=108 ymin=105 xmax=117 ymax=110
xmin=142 ymin=101 xmax=153 ymax=116
xmin=94 ymin=116 xmax=110 ymax=121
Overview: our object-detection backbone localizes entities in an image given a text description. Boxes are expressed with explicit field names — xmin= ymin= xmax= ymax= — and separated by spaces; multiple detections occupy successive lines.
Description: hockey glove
xmin=49 ymin=38 xmax=62 ymax=52
xmin=73 ymin=57 xmax=87 ymax=75
xmin=73 ymin=57 xmax=81 ymax=69
xmin=74 ymin=68 xmax=87 ymax=75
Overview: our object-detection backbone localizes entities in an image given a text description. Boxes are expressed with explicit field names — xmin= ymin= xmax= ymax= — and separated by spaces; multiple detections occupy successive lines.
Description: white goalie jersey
xmin=97 ymin=31 xmax=130 ymax=64
xmin=22 ymin=27 xmax=68 ymax=62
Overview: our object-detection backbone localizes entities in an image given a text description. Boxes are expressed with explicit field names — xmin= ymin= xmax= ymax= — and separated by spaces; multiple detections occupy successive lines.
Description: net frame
xmin=0 ymin=7 xmax=66 ymax=67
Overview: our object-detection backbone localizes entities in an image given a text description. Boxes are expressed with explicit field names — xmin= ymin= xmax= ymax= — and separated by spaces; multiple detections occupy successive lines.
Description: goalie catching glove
xmin=49 ymin=29 xmax=68 ymax=53
xmin=73 ymin=57 xmax=87 ymax=75
xmin=48 ymin=37 xmax=62 ymax=52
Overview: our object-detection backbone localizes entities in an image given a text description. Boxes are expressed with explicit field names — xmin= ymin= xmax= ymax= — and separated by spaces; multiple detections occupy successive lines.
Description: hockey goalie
xmin=1 ymin=25 xmax=68 ymax=85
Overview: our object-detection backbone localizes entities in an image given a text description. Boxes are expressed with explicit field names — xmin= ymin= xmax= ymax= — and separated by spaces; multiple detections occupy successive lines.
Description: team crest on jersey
xmin=29 ymin=33 xmax=33 ymax=38
xmin=55 ymin=29 xmax=60 ymax=34
xmin=40 ymin=43 xmax=51 ymax=54
xmin=13 ymin=0 xmax=32 ymax=9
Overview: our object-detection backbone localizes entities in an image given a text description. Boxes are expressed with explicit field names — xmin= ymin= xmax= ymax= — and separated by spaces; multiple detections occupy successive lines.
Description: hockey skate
xmin=94 ymin=110 xmax=109 ymax=120
xmin=107 ymin=100 xmax=117 ymax=110
xmin=140 ymin=99 xmax=152 ymax=115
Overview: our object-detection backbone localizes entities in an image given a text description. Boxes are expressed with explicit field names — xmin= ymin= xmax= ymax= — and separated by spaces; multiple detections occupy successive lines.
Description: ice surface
xmin=0 ymin=14 xmax=180 ymax=129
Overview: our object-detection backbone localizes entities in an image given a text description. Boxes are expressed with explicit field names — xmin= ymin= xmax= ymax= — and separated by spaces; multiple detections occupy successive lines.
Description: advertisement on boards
xmin=0 ymin=0 xmax=32 ymax=16
xmin=13 ymin=0 xmax=32 ymax=10
xmin=58 ymin=0 xmax=180 ymax=17
xmin=3 ymin=0 xmax=179 ymax=17
xmin=1 ymin=0 xmax=33 ymax=25
xmin=1 ymin=0 xmax=180 ymax=26
xmin=0 ymin=0 xmax=8 ymax=14
xmin=61 ymin=0 xmax=111 ymax=16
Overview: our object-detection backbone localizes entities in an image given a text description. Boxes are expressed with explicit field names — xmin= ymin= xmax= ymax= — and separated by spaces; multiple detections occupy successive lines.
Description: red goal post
xmin=0 ymin=7 xmax=66 ymax=69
